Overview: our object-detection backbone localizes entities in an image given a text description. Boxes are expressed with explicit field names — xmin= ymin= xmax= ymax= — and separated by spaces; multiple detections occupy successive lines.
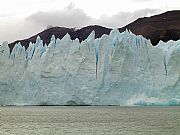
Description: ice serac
xmin=0 ymin=29 xmax=180 ymax=106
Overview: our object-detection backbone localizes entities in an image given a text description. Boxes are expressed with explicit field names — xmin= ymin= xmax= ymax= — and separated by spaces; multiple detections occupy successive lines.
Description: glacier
xmin=0 ymin=29 xmax=180 ymax=106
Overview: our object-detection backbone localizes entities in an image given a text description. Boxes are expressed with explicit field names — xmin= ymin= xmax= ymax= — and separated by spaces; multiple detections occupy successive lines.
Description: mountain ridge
xmin=9 ymin=10 xmax=180 ymax=51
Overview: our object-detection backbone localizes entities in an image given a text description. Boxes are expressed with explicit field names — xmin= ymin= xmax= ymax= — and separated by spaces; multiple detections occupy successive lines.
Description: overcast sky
xmin=0 ymin=0 xmax=180 ymax=42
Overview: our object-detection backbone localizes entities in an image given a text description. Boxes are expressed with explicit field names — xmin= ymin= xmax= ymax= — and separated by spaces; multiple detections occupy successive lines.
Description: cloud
xmin=0 ymin=17 xmax=45 ymax=43
xmin=131 ymin=0 xmax=153 ymax=2
xmin=26 ymin=4 xmax=160 ymax=28
xmin=0 ymin=3 xmax=161 ymax=43
xmin=93 ymin=8 xmax=160 ymax=27
xmin=26 ymin=3 xmax=91 ymax=28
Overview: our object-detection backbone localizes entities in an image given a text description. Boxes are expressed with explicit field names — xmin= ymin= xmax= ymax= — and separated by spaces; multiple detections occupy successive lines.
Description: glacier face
xmin=0 ymin=29 xmax=180 ymax=106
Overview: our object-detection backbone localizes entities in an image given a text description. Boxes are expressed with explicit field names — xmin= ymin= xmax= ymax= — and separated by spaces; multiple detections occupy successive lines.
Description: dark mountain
xmin=9 ymin=10 xmax=180 ymax=51
xmin=8 ymin=25 xmax=112 ymax=52
xmin=118 ymin=10 xmax=180 ymax=45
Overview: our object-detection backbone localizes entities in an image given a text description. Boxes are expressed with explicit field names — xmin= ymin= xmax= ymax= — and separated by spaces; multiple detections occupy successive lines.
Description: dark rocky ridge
xmin=9 ymin=10 xmax=180 ymax=51
xmin=118 ymin=10 xmax=180 ymax=45
xmin=8 ymin=25 xmax=112 ymax=52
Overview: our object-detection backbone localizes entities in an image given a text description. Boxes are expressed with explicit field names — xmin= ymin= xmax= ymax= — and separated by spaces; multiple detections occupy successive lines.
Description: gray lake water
xmin=0 ymin=106 xmax=180 ymax=135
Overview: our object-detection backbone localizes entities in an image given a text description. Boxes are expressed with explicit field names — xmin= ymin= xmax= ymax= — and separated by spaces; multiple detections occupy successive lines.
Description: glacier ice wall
xmin=0 ymin=29 xmax=180 ymax=106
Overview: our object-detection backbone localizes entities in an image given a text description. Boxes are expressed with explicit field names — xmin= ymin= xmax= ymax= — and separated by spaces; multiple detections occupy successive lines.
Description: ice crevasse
xmin=0 ymin=29 xmax=180 ymax=106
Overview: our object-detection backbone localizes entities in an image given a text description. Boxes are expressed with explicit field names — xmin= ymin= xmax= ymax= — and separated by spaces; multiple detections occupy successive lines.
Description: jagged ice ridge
xmin=0 ymin=29 xmax=180 ymax=106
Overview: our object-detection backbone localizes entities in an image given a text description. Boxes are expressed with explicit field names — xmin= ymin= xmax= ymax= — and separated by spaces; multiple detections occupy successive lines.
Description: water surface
xmin=0 ymin=106 xmax=180 ymax=135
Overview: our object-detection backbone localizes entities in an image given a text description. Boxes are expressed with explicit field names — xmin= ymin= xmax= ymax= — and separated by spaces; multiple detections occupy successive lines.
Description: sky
xmin=0 ymin=0 xmax=180 ymax=43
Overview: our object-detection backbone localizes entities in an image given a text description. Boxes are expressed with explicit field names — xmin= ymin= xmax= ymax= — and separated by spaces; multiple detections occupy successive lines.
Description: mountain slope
xmin=8 ymin=10 xmax=180 ymax=51
xmin=8 ymin=25 xmax=111 ymax=51
xmin=118 ymin=10 xmax=180 ymax=45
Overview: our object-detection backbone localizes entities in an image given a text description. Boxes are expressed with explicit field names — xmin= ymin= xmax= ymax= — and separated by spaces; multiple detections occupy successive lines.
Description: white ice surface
xmin=0 ymin=29 xmax=179 ymax=105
